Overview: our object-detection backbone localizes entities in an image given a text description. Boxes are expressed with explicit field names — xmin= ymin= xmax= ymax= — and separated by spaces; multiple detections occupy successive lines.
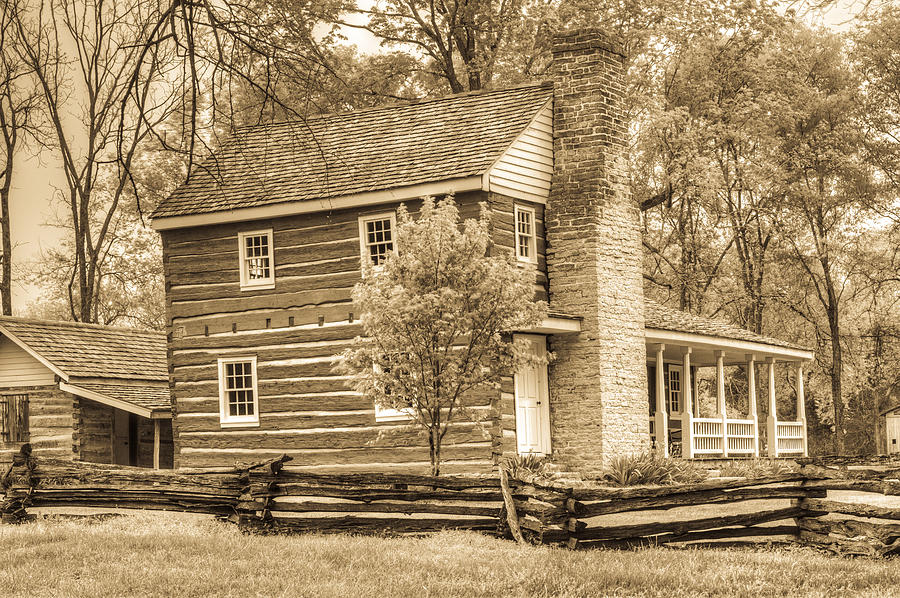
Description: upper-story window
xmin=217 ymin=357 xmax=260 ymax=427
xmin=358 ymin=212 xmax=397 ymax=270
xmin=238 ymin=229 xmax=275 ymax=290
xmin=514 ymin=205 xmax=536 ymax=263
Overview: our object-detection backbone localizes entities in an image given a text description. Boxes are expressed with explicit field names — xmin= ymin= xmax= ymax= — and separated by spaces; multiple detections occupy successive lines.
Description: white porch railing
xmin=689 ymin=417 xmax=758 ymax=456
xmin=692 ymin=418 xmax=724 ymax=455
xmin=776 ymin=421 xmax=805 ymax=455
xmin=726 ymin=419 xmax=757 ymax=455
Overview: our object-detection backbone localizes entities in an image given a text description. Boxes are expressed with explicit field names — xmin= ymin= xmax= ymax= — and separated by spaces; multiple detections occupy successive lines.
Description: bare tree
xmin=0 ymin=0 xmax=43 ymax=315
xmin=13 ymin=0 xmax=179 ymax=323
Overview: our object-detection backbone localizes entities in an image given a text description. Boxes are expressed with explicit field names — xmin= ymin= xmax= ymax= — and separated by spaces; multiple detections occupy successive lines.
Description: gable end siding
xmin=487 ymin=101 xmax=553 ymax=204
xmin=0 ymin=337 xmax=56 ymax=388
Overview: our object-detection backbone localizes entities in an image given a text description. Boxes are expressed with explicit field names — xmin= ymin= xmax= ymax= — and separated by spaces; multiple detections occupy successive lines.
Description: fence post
xmin=0 ymin=444 xmax=35 ymax=524
xmin=499 ymin=467 xmax=524 ymax=544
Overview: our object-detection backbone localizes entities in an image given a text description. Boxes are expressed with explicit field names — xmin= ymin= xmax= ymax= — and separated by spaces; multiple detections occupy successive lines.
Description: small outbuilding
xmin=883 ymin=405 xmax=900 ymax=456
xmin=0 ymin=317 xmax=172 ymax=468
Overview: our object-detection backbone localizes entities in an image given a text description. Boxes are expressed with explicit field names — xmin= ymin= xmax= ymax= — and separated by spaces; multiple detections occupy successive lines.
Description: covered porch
xmin=644 ymin=301 xmax=815 ymax=459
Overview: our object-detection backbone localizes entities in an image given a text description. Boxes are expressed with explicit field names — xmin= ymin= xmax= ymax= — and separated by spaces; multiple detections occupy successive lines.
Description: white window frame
xmin=514 ymin=205 xmax=537 ymax=264
xmin=358 ymin=211 xmax=397 ymax=272
xmin=237 ymin=229 xmax=275 ymax=290
xmin=668 ymin=365 xmax=683 ymax=415
xmin=372 ymin=360 xmax=414 ymax=423
xmin=217 ymin=356 xmax=260 ymax=427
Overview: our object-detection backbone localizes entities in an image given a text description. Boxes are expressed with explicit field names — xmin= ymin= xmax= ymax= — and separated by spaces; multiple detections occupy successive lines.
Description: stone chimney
xmin=545 ymin=30 xmax=649 ymax=471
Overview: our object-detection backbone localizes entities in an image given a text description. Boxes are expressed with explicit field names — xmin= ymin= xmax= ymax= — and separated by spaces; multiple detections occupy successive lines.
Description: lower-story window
xmin=217 ymin=357 xmax=260 ymax=427
xmin=373 ymin=356 xmax=414 ymax=423
xmin=0 ymin=394 xmax=28 ymax=442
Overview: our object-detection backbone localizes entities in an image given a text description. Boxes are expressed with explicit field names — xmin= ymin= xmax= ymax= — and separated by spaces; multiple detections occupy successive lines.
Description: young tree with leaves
xmin=341 ymin=196 xmax=546 ymax=475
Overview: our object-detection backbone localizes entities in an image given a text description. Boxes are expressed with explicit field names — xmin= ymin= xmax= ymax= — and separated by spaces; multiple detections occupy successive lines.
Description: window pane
xmin=223 ymin=361 xmax=256 ymax=420
xmin=516 ymin=209 xmax=533 ymax=259
xmin=364 ymin=218 xmax=393 ymax=266
xmin=242 ymin=234 xmax=272 ymax=283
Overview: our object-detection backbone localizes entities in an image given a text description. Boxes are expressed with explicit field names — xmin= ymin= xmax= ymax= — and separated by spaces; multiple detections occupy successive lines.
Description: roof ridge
xmin=233 ymin=81 xmax=552 ymax=134
xmin=0 ymin=316 xmax=165 ymax=338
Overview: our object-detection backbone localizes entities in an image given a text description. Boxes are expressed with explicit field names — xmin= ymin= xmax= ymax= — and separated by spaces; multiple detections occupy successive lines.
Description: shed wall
xmin=0 ymin=385 xmax=73 ymax=463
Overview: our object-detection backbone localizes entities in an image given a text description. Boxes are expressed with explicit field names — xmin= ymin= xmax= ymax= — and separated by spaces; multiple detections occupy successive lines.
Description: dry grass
xmin=0 ymin=513 xmax=897 ymax=598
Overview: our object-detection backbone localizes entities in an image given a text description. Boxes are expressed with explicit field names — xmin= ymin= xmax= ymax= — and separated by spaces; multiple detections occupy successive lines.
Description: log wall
xmin=72 ymin=399 xmax=175 ymax=468
xmin=162 ymin=191 xmax=548 ymax=471
xmin=74 ymin=399 xmax=113 ymax=464
xmin=0 ymin=386 xmax=73 ymax=464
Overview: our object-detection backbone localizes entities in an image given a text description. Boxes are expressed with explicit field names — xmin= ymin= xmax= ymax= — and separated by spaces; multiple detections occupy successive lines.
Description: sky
xmin=5 ymin=0 xmax=862 ymax=314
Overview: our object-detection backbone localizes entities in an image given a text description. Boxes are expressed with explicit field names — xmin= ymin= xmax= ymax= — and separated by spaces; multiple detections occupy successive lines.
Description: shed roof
xmin=644 ymin=299 xmax=811 ymax=352
xmin=151 ymin=83 xmax=553 ymax=219
xmin=63 ymin=381 xmax=171 ymax=417
xmin=0 ymin=317 xmax=167 ymax=381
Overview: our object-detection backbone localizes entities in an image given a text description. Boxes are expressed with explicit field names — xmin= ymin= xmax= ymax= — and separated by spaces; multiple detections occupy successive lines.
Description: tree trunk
xmin=429 ymin=426 xmax=441 ymax=477
xmin=0 ymin=153 xmax=12 ymax=315
xmin=827 ymin=304 xmax=844 ymax=454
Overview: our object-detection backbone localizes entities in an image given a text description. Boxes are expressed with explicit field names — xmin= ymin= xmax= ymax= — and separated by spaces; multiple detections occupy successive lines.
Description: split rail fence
xmin=2 ymin=445 xmax=899 ymax=556
xmin=506 ymin=466 xmax=900 ymax=556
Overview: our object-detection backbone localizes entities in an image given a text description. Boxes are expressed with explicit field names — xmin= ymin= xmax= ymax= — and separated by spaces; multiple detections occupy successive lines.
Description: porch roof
xmin=644 ymin=300 xmax=814 ymax=363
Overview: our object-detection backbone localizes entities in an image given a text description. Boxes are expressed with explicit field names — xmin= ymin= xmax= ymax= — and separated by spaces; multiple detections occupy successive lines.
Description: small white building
xmin=883 ymin=405 xmax=900 ymax=455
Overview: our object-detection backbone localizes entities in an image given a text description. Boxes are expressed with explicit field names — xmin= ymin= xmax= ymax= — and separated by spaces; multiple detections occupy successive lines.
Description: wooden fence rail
xmin=237 ymin=456 xmax=504 ymax=535
xmin=504 ymin=467 xmax=900 ymax=554
xmin=1 ymin=444 xmax=898 ymax=556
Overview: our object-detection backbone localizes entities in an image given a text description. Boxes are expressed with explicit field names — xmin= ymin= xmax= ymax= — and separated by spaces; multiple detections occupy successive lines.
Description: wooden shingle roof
xmin=644 ymin=299 xmax=811 ymax=352
xmin=0 ymin=317 xmax=167 ymax=381
xmin=151 ymin=83 xmax=553 ymax=219
xmin=64 ymin=382 xmax=171 ymax=413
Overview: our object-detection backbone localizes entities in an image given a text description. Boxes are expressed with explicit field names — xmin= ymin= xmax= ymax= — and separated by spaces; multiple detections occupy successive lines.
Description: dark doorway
xmin=112 ymin=410 xmax=138 ymax=466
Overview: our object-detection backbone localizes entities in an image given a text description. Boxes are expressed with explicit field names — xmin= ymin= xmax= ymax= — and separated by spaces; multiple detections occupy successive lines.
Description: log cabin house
xmin=150 ymin=29 xmax=814 ymax=473
xmin=0 ymin=318 xmax=173 ymax=468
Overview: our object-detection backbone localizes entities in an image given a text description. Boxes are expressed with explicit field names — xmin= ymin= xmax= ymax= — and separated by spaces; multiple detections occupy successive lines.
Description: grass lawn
xmin=0 ymin=513 xmax=897 ymax=598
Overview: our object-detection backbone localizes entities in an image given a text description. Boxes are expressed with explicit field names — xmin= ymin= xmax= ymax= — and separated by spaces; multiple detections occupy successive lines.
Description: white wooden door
xmin=887 ymin=416 xmax=900 ymax=455
xmin=514 ymin=335 xmax=551 ymax=455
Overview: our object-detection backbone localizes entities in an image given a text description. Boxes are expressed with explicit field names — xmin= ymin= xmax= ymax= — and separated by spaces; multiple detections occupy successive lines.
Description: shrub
xmin=502 ymin=453 xmax=555 ymax=481
xmin=716 ymin=458 xmax=799 ymax=478
xmin=596 ymin=451 xmax=706 ymax=487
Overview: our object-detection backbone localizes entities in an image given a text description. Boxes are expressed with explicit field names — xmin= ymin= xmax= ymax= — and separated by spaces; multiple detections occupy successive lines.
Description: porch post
xmin=766 ymin=357 xmax=778 ymax=457
xmin=682 ymin=348 xmax=694 ymax=459
xmin=654 ymin=344 xmax=668 ymax=457
xmin=746 ymin=354 xmax=759 ymax=457
xmin=796 ymin=362 xmax=808 ymax=457
xmin=716 ymin=350 xmax=728 ymax=457
xmin=153 ymin=419 xmax=161 ymax=470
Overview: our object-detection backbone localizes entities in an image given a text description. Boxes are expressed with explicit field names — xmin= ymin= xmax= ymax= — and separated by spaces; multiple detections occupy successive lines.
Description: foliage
xmin=340 ymin=196 xmax=546 ymax=475
xmin=716 ymin=458 xmax=799 ymax=478
xmin=502 ymin=453 xmax=555 ymax=481
xmin=596 ymin=451 xmax=706 ymax=487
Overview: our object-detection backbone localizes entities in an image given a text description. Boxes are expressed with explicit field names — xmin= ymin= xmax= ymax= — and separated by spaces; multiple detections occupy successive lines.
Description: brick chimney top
xmin=551 ymin=28 xmax=624 ymax=58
